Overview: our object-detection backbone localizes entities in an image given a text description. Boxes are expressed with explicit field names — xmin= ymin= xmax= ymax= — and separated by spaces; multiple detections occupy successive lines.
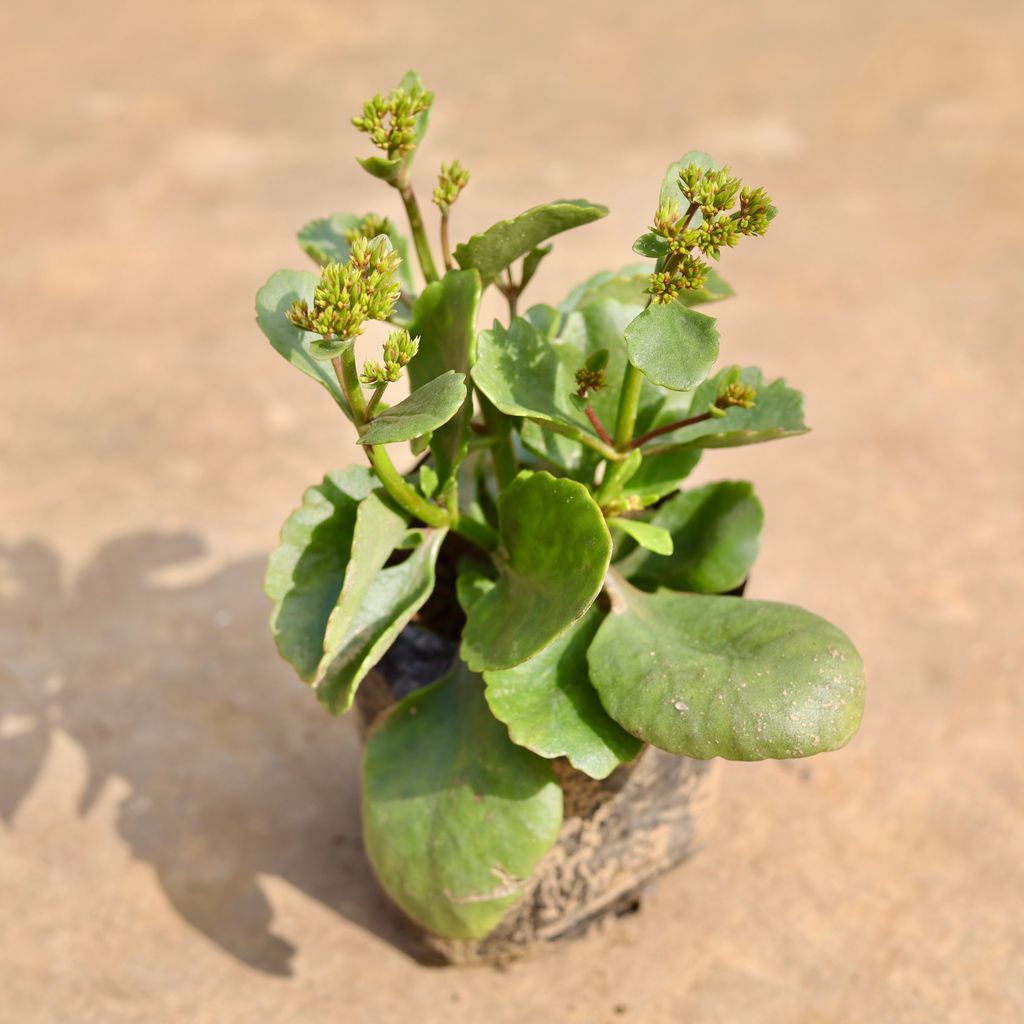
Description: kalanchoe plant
xmin=256 ymin=71 xmax=865 ymax=943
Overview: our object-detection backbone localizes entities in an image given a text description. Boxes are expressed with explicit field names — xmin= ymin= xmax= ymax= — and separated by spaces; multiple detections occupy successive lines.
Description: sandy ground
xmin=2 ymin=1 xmax=1023 ymax=1020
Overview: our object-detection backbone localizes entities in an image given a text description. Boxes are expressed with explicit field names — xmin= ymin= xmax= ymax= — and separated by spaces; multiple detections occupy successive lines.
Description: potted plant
xmin=255 ymin=71 xmax=865 ymax=964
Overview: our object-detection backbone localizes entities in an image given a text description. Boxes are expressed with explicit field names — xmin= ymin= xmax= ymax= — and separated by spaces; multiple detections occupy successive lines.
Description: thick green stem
xmin=612 ymin=363 xmax=644 ymax=449
xmin=333 ymin=348 xmax=367 ymax=425
xmin=399 ymin=183 xmax=440 ymax=285
xmin=365 ymin=445 xmax=449 ymax=528
xmin=451 ymin=512 xmax=499 ymax=552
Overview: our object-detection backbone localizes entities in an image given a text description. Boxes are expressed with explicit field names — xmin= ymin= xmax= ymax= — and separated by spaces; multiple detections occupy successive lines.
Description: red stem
xmin=629 ymin=410 xmax=713 ymax=450
xmin=585 ymin=404 xmax=614 ymax=447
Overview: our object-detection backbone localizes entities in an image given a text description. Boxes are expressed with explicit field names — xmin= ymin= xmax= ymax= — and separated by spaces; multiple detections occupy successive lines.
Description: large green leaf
xmin=484 ymin=608 xmax=642 ymax=779
xmin=616 ymin=481 xmax=763 ymax=593
xmin=264 ymin=468 xmax=376 ymax=680
xmin=297 ymin=213 xmax=414 ymax=294
xmin=362 ymin=660 xmax=563 ymax=940
xmin=589 ymin=584 xmax=865 ymax=760
xmin=358 ymin=371 xmax=467 ymax=446
xmin=255 ymin=269 xmax=349 ymax=416
xmin=454 ymin=199 xmax=608 ymax=282
xmin=407 ymin=270 xmax=482 ymax=483
xmin=624 ymin=302 xmax=720 ymax=392
xmin=315 ymin=525 xmax=446 ymax=714
xmin=461 ymin=472 xmax=611 ymax=671
xmin=640 ymin=367 xmax=809 ymax=452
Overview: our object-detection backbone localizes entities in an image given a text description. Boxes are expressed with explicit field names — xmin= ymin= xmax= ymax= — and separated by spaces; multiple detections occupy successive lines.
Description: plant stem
xmin=440 ymin=211 xmax=454 ymax=271
xmin=399 ymin=182 xmax=440 ymax=285
xmin=630 ymin=410 xmax=714 ymax=449
xmin=365 ymin=444 xmax=449 ymax=528
xmin=332 ymin=348 xmax=366 ymax=425
xmin=612 ymin=363 xmax=644 ymax=449
xmin=451 ymin=512 xmax=499 ymax=552
xmin=529 ymin=417 xmax=624 ymax=462
xmin=584 ymin=404 xmax=614 ymax=446
xmin=364 ymin=384 xmax=387 ymax=421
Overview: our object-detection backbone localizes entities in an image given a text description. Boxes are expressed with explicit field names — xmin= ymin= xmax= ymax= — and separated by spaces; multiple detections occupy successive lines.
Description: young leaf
xmin=255 ymin=269 xmax=350 ymax=416
xmin=358 ymin=371 xmax=467 ymax=446
xmin=641 ymin=367 xmax=808 ymax=452
xmin=624 ymin=302 xmax=720 ymax=392
xmin=461 ymin=472 xmax=612 ymax=671
xmin=454 ymin=199 xmax=608 ymax=282
xmin=356 ymin=155 xmax=403 ymax=185
xmin=407 ymin=270 xmax=482 ymax=483
xmin=264 ymin=468 xmax=376 ymax=681
xmin=607 ymin=517 xmax=674 ymax=556
xmin=589 ymin=585 xmax=865 ymax=760
xmin=484 ymin=608 xmax=642 ymax=779
xmin=315 ymin=526 xmax=446 ymax=714
xmin=520 ymin=244 xmax=553 ymax=290
xmin=615 ymin=481 xmax=763 ymax=593
xmin=362 ymin=660 xmax=563 ymax=940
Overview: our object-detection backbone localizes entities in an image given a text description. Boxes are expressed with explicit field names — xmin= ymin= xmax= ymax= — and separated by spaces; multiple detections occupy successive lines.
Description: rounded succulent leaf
xmin=589 ymin=585 xmax=865 ymax=761
xmin=461 ymin=472 xmax=612 ymax=671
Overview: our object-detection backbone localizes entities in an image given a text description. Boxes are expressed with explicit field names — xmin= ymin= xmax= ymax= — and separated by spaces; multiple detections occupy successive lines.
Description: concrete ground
xmin=2 ymin=1 xmax=1022 ymax=1020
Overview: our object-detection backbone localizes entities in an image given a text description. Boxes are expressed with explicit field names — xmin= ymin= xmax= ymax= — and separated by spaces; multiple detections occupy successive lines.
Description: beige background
xmin=2 ymin=0 xmax=1022 ymax=1021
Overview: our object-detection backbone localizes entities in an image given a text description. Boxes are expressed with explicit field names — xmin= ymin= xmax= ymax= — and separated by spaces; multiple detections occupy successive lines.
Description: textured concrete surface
xmin=2 ymin=1 xmax=1022 ymax=1020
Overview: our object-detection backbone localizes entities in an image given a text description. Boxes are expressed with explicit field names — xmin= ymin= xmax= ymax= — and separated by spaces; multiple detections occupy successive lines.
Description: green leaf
xmin=520 ymin=245 xmax=553 ymax=290
xmin=562 ymin=265 xmax=733 ymax=313
xmin=641 ymin=367 xmax=809 ymax=452
xmin=589 ymin=585 xmax=865 ymax=760
xmin=407 ymin=270 xmax=482 ymax=483
xmin=620 ymin=449 xmax=702 ymax=506
xmin=607 ymin=517 xmax=674 ymax=556
xmin=461 ymin=472 xmax=612 ymax=671
xmin=264 ymin=468 xmax=376 ymax=681
xmin=484 ymin=608 xmax=642 ymax=779
xmin=474 ymin=300 xmax=651 ymax=457
xmin=358 ymin=371 xmax=467 ymax=446
xmin=632 ymin=232 xmax=668 ymax=259
xmin=362 ymin=660 xmax=563 ymax=940
xmin=315 ymin=525 xmax=446 ymax=714
xmin=255 ymin=269 xmax=350 ymax=416
xmin=454 ymin=199 xmax=608 ymax=282
xmin=624 ymin=302 xmax=720 ymax=392
xmin=356 ymin=155 xmax=403 ymax=185
xmin=615 ymin=481 xmax=763 ymax=593
xmin=297 ymin=213 xmax=414 ymax=294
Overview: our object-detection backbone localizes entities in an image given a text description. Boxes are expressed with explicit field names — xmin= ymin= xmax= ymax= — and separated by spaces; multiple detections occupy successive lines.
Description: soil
xmin=2 ymin=1 xmax=1023 ymax=1021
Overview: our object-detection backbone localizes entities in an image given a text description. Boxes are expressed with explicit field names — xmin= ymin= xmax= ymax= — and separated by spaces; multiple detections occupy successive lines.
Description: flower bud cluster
xmin=287 ymin=236 xmax=401 ymax=340
xmin=432 ymin=160 xmax=470 ymax=213
xmin=715 ymin=380 xmax=757 ymax=410
xmin=647 ymin=163 xmax=775 ymax=303
xmin=352 ymin=84 xmax=433 ymax=158
xmin=343 ymin=213 xmax=394 ymax=246
xmin=360 ymin=329 xmax=420 ymax=386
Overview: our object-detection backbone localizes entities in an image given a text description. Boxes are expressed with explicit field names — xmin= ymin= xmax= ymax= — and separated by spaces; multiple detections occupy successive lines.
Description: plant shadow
xmin=0 ymin=532 xmax=423 ymax=975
